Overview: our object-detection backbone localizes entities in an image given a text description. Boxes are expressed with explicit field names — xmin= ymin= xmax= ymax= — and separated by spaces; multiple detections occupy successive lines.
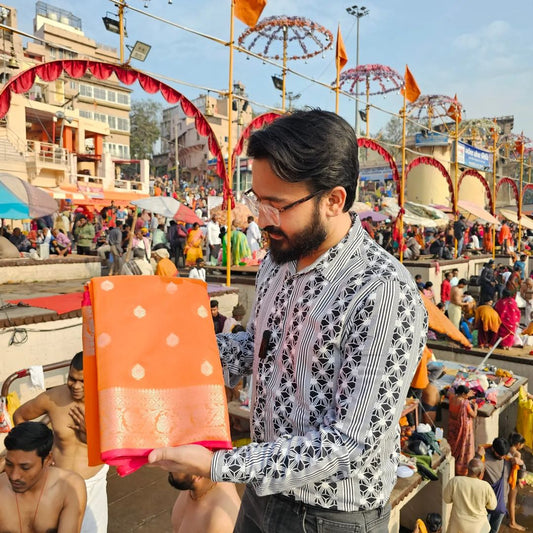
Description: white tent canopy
xmin=499 ymin=208 xmax=533 ymax=231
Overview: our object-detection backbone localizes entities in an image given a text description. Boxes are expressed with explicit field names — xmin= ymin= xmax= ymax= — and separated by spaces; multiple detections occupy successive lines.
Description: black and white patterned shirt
xmin=212 ymin=214 xmax=427 ymax=511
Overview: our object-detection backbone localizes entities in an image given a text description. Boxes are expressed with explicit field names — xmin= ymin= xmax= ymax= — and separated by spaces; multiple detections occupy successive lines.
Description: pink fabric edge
xmin=102 ymin=440 xmax=233 ymax=477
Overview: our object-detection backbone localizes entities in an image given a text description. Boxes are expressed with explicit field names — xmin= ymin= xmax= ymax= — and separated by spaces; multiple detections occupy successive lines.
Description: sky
xmin=12 ymin=0 xmax=533 ymax=141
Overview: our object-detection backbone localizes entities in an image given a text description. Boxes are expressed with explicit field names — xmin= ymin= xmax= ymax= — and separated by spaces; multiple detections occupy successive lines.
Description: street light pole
xmin=346 ymin=5 xmax=369 ymax=136
xmin=174 ymin=120 xmax=179 ymax=191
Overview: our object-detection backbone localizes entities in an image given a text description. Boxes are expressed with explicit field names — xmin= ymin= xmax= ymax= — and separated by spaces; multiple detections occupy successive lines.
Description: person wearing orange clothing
xmin=498 ymin=221 xmax=511 ymax=255
xmin=153 ymin=247 xmax=178 ymax=277
xmin=483 ymin=223 xmax=493 ymax=253
xmin=474 ymin=301 xmax=501 ymax=348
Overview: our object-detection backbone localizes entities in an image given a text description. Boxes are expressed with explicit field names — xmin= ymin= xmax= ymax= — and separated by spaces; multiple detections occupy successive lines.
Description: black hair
xmin=5 ymin=422 xmax=53 ymax=461
xmin=502 ymin=288 xmax=512 ymax=299
xmin=508 ymin=432 xmax=525 ymax=447
xmin=492 ymin=437 xmax=510 ymax=457
xmin=426 ymin=512 xmax=442 ymax=532
xmin=458 ymin=278 xmax=468 ymax=285
xmin=71 ymin=351 xmax=83 ymax=370
xmin=247 ymin=109 xmax=359 ymax=211
xmin=455 ymin=385 xmax=470 ymax=396
xmin=210 ymin=300 xmax=219 ymax=308
xmin=424 ymin=282 xmax=433 ymax=288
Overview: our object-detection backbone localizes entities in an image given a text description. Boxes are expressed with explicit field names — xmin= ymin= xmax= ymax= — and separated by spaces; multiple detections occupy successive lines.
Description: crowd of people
xmin=0 ymin=110 xmax=530 ymax=533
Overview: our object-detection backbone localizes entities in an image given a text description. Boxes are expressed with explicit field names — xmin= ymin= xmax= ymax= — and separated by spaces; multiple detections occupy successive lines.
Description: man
xmin=153 ymin=247 xmax=178 ymax=277
xmin=443 ymin=457 xmax=497 ymax=533
xmin=429 ymin=233 xmax=446 ymax=258
xmin=148 ymin=110 xmax=427 ymax=532
xmin=121 ymin=247 xmax=154 ymax=275
xmin=441 ymin=271 xmax=452 ymax=309
xmin=246 ymin=215 xmax=262 ymax=253
xmin=152 ymin=223 xmax=169 ymax=249
xmin=476 ymin=438 xmax=513 ymax=533
xmin=9 ymin=227 xmax=32 ymax=252
xmin=415 ymin=274 xmax=425 ymax=291
xmin=514 ymin=254 xmax=527 ymax=281
xmin=167 ymin=472 xmax=240 ymax=533
xmin=206 ymin=214 xmax=221 ymax=265
xmin=474 ymin=300 xmax=501 ymax=348
xmin=13 ymin=352 xmax=109 ymax=533
xmin=449 ymin=278 xmax=468 ymax=330
xmin=479 ymin=259 xmax=496 ymax=304
xmin=404 ymin=231 xmax=421 ymax=260
xmin=97 ymin=221 xmax=124 ymax=274
xmin=189 ymin=257 xmax=206 ymax=281
xmin=454 ymin=215 xmax=467 ymax=256
xmin=210 ymin=299 xmax=227 ymax=334
xmin=0 ymin=422 xmax=87 ymax=533
xmin=73 ymin=216 xmax=95 ymax=256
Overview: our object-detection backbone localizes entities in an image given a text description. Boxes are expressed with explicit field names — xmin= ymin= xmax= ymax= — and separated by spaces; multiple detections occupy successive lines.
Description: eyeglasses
xmin=243 ymin=188 xmax=323 ymax=227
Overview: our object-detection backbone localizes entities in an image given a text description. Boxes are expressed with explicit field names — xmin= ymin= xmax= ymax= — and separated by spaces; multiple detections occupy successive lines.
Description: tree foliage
xmin=129 ymin=99 xmax=162 ymax=160
xmin=376 ymin=115 xmax=420 ymax=160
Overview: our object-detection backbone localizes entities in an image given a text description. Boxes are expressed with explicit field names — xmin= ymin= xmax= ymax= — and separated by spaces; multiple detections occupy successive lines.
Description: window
xmin=117 ymin=118 xmax=129 ymax=131
xmin=107 ymin=90 xmax=116 ymax=103
xmin=69 ymin=81 xmax=77 ymax=90
xmin=94 ymin=113 xmax=106 ymax=123
xmin=79 ymin=110 xmax=92 ymax=119
xmin=117 ymin=93 xmax=130 ymax=105
xmin=94 ymin=87 xmax=106 ymax=100
xmin=107 ymin=116 xmax=116 ymax=129
xmin=79 ymin=84 xmax=92 ymax=98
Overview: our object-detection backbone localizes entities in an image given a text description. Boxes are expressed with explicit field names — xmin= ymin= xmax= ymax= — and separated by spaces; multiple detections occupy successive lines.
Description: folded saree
xmin=82 ymin=276 xmax=232 ymax=476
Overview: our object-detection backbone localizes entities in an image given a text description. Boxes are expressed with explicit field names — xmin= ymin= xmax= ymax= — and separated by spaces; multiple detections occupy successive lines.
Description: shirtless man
xmin=167 ymin=472 xmax=241 ymax=533
xmin=13 ymin=352 xmax=108 ymax=532
xmin=448 ymin=278 xmax=468 ymax=330
xmin=0 ymin=421 xmax=86 ymax=533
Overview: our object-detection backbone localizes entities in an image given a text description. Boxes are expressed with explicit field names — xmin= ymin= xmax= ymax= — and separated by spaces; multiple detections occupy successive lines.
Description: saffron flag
xmin=447 ymin=94 xmax=462 ymax=122
xmin=234 ymin=0 xmax=266 ymax=27
xmin=401 ymin=65 xmax=421 ymax=103
xmin=515 ymin=137 xmax=524 ymax=156
xmin=336 ymin=25 xmax=348 ymax=72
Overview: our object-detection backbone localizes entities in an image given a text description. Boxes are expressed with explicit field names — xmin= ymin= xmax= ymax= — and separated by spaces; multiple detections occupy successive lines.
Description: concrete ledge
xmin=0 ymin=255 xmax=101 ymax=284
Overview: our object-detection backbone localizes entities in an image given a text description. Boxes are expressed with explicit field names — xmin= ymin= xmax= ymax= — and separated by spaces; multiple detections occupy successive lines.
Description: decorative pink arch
xmin=522 ymin=183 xmax=533 ymax=202
xmin=458 ymin=169 xmax=493 ymax=214
xmin=404 ymin=156 xmax=455 ymax=210
xmin=231 ymin=112 xmax=282 ymax=172
xmin=496 ymin=177 xmax=520 ymax=216
xmin=357 ymin=138 xmax=400 ymax=193
xmin=0 ymin=59 xmax=229 ymax=197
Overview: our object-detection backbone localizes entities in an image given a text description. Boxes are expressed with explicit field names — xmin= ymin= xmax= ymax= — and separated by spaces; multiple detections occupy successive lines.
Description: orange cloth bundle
xmin=82 ymin=276 xmax=232 ymax=476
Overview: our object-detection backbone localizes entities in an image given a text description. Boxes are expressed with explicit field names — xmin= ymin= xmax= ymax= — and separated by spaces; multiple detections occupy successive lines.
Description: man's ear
xmin=324 ymin=186 xmax=347 ymax=217
xmin=43 ymin=451 xmax=54 ymax=468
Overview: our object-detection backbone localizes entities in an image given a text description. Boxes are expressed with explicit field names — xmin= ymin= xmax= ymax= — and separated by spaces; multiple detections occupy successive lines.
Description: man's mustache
xmin=263 ymin=226 xmax=285 ymax=237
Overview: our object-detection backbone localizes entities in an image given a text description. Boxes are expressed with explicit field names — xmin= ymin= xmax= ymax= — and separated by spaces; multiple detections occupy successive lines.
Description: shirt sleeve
xmin=216 ymin=323 xmax=256 ymax=388
xmin=212 ymin=280 xmax=427 ymax=493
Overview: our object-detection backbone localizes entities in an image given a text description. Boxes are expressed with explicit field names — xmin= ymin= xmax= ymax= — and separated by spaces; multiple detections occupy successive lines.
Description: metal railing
xmin=1 ymin=360 xmax=70 ymax=398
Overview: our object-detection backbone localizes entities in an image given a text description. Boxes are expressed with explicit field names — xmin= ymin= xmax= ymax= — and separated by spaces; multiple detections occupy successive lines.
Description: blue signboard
xmin=415 ymin=132 xmax=449 ymax=146
xmin=454 ymin=141 xmax=493 ymax=172
xmin=359 ymin=166 xmax=393 ymax=182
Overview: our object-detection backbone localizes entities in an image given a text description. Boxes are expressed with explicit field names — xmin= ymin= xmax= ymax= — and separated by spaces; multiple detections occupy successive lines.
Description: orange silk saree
xmin=82 ymin=276 xmax=231 ymax=476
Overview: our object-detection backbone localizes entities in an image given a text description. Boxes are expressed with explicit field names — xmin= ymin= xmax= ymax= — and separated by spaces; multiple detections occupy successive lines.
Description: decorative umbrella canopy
xmin=210 ymin=202 xmax=253 ymax=229
xmin=0 ymin=173 xmax=58 ymax=219
xmin=238 ymin=16 xmax=333 ymax=61
xmin=132 ymin=196 xmax=182 ymax=218
xmin=338 ymin=64 xmax=404 ymax=96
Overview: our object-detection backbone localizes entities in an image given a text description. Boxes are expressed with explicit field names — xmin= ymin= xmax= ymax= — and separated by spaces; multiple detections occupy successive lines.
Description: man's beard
xmin=265 ymin=209 xmax=327 ymax=264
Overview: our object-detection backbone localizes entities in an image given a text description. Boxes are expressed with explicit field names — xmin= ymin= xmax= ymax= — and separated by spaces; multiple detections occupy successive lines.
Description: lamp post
xmin=346 ymin=5 xmax=369 ymax=136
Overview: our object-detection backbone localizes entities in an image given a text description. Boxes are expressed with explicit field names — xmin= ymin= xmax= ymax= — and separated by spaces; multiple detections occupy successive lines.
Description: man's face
xmin=251 ymin=159 xmax=328 ymax=265
xmin=211 ymin=306 xmax=219 ymax=318
xmin=67 ymin=367 xmax=84 ymax=402
xmin=79 ymin=218 xmax=87 ymax=226
xmin=5 ymin=449 xmax=51 ymax=493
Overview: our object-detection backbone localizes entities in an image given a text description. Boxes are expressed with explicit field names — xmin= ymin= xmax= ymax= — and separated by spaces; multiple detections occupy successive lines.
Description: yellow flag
xmin=234 ymin=0 xmax=266 ymax=27
xmin=336 ymin=25 xmax=348 ymax=72
xmin=401 ymin=65 xmax=421 ymax=103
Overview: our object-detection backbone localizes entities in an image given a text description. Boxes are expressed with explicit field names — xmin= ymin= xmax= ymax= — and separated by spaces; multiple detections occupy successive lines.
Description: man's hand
xmin=148 ymin=445 xmax=214 ymax=478
xmin=68 ymin=405 xmax=87 ymax=443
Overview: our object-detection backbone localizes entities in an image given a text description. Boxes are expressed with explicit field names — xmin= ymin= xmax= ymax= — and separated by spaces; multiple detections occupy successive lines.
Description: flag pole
xmin=226 ymin=1 xmax=235 ymax=287
xmin=399 ymin=89 xmax=407 ymax=263
xmin=453 ymin=105 xmax=459 ymax=258
xmin=518 ymin=135 xmax=525 ymax=252
xmin=492 ymin=121 xmax=498 ymax=259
